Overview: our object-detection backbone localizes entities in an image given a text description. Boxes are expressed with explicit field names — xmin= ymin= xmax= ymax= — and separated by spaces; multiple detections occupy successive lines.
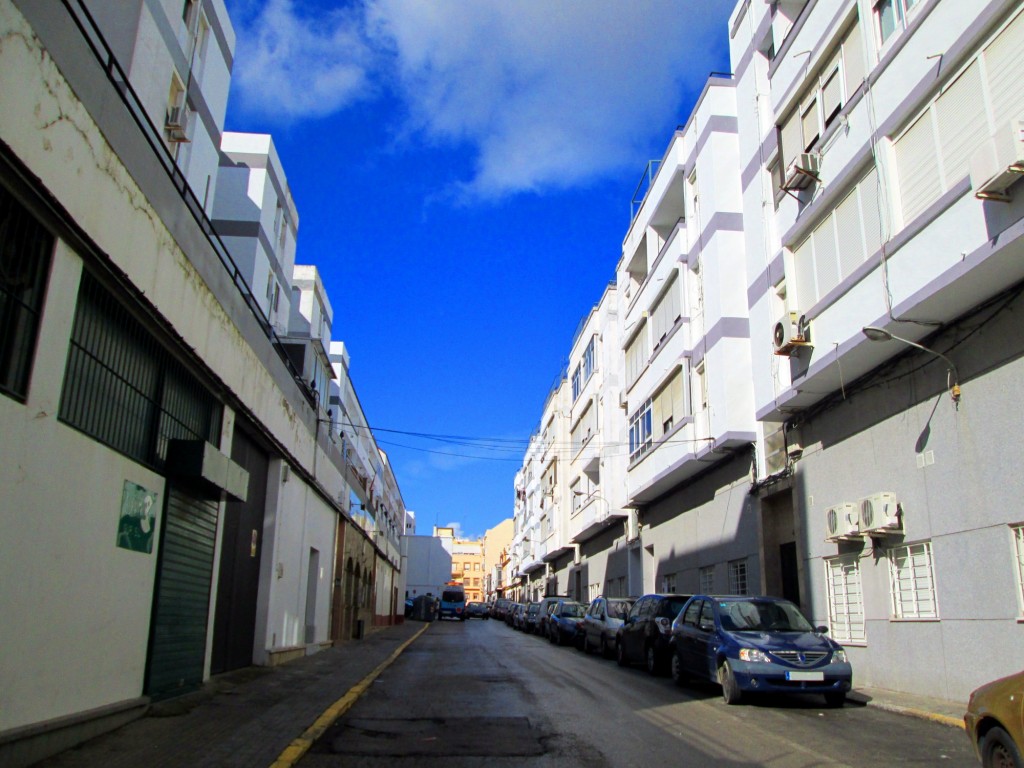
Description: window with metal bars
xmin=825 ymin=554 xmax=866 ymax=643
xmin=0 ymin=184 xmax=54 ymax=402
xmin=59 ymin=271 xmax=221 ymax=467
xmin=888 ymin=541 xmax=938 ymax=619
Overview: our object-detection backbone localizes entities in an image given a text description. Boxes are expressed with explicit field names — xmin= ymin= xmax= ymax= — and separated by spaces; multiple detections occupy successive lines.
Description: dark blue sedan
xmin=669 ymin=595 xmax=852 ymax=706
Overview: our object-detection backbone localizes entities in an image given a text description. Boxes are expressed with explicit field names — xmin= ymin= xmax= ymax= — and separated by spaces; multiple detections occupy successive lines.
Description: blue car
xmin=669 ymin=595 xmax=852 ymax=707
xmin=547 ymin=600 xmax=586 ymax=646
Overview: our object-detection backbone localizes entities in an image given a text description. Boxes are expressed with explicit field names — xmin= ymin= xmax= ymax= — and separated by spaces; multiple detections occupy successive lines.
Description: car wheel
xmin=556 ymin=629 xmax=564 ymax=646
xmin=824 ymin=692 xmax=846 ymax=708
xmin=602 ymin=637 xmax=614 ymax=660
xmin=616 ymin=641 xmax=628 ymax=667
xmin=981 ymin=726 xmax=1023 ymax=768
xmin=718 ymin=660 xmax=743 ymax=705
xmin=671 ymin=652 xmax=687 ymax=687
xmin=582 ymin=633 xmax=592 ymax=654
xmin=645 ymin=645 xmax=660 ymax=676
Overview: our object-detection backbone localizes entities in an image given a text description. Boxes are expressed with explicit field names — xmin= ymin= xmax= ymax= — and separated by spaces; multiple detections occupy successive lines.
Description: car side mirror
xmin=816 ymin=625 xmax=829 ymax=635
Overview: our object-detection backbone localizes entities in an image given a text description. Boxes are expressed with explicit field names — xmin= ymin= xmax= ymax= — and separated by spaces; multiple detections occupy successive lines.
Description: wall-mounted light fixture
xmin=862 ymin=326 xmax=961 ymax=405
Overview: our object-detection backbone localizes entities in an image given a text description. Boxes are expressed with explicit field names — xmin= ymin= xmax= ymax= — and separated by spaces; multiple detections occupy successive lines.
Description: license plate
xmin=786 ymin=670 xmax=824 ymax=681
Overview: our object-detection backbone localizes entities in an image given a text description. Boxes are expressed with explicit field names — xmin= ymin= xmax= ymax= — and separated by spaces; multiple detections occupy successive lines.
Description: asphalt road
xmin=301 ymin=618 xmax=977 ymax=767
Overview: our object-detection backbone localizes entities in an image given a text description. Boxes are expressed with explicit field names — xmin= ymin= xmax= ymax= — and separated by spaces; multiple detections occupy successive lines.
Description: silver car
xmin=581 ymin=596 xmax=635 ymax=657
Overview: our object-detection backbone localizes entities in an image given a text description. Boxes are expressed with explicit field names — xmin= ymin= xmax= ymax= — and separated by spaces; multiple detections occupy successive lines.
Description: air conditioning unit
xmin=773 ymin=311 xmax=810 ymax=355
xmin=165 ymin=105 xmax=190 ymax=143
xmin=859 ymin=492 xmax=901 ymax=534
xmin=971 ymin=119 xmax=1024 ymax=202
xmin=825 ymin=503 xmax=861 ymax=541
xmin=782 ymin=152 xmax=821 ymax=190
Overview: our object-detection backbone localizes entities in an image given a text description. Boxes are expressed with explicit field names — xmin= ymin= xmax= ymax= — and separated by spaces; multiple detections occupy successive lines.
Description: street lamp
xmin=861 ymin=326 xmax=961 ymax=405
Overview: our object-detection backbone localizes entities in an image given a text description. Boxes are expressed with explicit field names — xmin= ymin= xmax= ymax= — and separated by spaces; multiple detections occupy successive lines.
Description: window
xmin=628 ymin=398 xmax=653 ymax=462
xmin=825 ymin=555 xmax=866 ymax=643
xmin=59 ymin=272 xmax=222 ymax=467
xmin=625 ymin=323 xmax=648 ymax=386
xmin=889 ymin=541 xmax=938 ymax=619
xmin=650 ymin=272 xmax=681 ymax=348
xmin=875 ymin=0 xmax=918 ymax=46
xmin=663 ymin=573 xmax=677 ymax=593
xmin=728 ymin=559 xmax=748 ymax=595
xmin=571 ymin=365 xmax=582 ymax=401
xmin=695 ymin=363 xmax=708 ymax=413
xmin=0 ymin=184 xmax=54 ymax=402
xmin=1012 ymin=525 xmax=1024 ymax=613
xmin=699 ymin=566 xmax=714 ymax=594
xmin=653 ymin=367 xmax=685 ymax=436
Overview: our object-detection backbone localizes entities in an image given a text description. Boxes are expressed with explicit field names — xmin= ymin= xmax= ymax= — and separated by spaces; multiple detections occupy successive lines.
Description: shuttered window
xmin=843 ymin=19 xmax=865 ymax=98
xmin=825 ymin=555 xmax=866 ymax=643
xmin=889 ymin=541 xmax=938 ymax=619
xmin=985 ymin=8 xmax=1024 ymax=128
xmin=625 ymin=323 xmax=648 ymax=387
xmin=652 ymin=367 xmax=685 ymax=436
xmin=835 ymin=186 xmax=865 ymax=280
xmin=894 ymin=110 xmax=942 ymax=224
xmin=812 ymin=216 xmax=840 ymax=298
xmin=650 ymin=272 xmax=681 ymax=348
xmin=934 ymin=61 xmax=987 ymax=186
xmin=801 ymin=98 xmax=821 ymax=151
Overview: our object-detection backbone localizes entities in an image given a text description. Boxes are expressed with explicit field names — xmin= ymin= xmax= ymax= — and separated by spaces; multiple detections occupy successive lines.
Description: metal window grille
xmin=728 ymin=559 xmax=748 ymax=595
xmin=825 ymin=555 xmax=866 ymax=643
xmin=888 ymin=541 xmax=938 ymax=619
xmin=59 ymin=272 xmax=221 ymax=467
xmin=699 ymin=566 xmax=714 ymax=594
xmin=0 ymin=185 xmax=54 ymax=401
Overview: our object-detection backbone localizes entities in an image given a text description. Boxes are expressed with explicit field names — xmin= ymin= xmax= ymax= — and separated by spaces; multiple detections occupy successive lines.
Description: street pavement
xmin=32 ymin=620 xmax=968 ymax=767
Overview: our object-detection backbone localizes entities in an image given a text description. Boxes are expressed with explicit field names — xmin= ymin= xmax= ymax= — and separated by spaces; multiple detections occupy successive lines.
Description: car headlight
xmin=738 ymin=648 xmax=769 ymax=663
xmin=831 ymin=649 xmax=847 ymax=664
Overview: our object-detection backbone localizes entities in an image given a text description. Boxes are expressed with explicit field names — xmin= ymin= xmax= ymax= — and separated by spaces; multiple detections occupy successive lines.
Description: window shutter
xmin=801 ymin=97 xmax=821 ymax=150
xmin=793 ymin=236 xmax=817 ymax=308
xmin=812 ymin=216 xmax=840 ymax=299
xmin=894 ymin=109 xmax=942 ymax=224
xmin=984 ymin=7 xmax=1024 ymax=128
xmin=822 ymin=67 xmax=843 ymax=127
xmin=835 ymin=187 xmax=864 ymax=280
xmin=780 ymin=108 xmax=803 ymax=169
xmin=843 ymin=18 xmax=866 ymax=99
xmin=859 ymin=166 xmax=884 ymax=257
xmin=935 ymin=60 xmax=988 ymax=186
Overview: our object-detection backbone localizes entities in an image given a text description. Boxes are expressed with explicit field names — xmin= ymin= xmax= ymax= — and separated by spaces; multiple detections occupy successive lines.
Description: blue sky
xmin=221 ymin=0 xmax=735 ymax=539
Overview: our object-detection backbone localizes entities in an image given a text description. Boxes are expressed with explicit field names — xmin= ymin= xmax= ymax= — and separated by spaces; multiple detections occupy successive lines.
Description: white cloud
xmin=229 ymin=0 xmax=375 ymax=121
xmin=227 ymin=0 xmax=735 ymax=196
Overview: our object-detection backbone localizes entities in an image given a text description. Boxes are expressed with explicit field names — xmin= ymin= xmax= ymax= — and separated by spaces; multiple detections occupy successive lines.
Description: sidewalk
xmin=31 ymin=621 xmax=966 ymax=767
xmin=33 ymin=621 xmax=429 ymax=768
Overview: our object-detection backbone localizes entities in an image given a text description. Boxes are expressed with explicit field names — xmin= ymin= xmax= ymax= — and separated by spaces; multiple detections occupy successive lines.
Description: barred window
xmin=825 ymin=555 xmax=866 ymax=643
xmin=699 ymin=565 xmax=714 ymax=594
xmin=728 ymin=559 xmax=748 ymax=595
xmin=888 ymin=541 xmax=938 ymax=619
xmin=59 ymin=272 xmax=221 ymax=466
xmin=0 ymin=184 xmax=54 ymax=401
xmin=1013 ymin=525 xmax=1024 ymax=615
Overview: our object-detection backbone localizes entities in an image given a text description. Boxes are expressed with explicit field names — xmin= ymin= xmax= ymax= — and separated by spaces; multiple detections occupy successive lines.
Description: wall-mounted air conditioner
xmin=773 ymin=312 xmax=810 ymax=355
xmin=825 ymin=503 xmax=861 ymax=541
xmin=970 ymin=119 xmax=1024 ymax=202
xmin=782 ymin=153 xmax=820 ymax=190
xmin=859 ymin=492 xmax=901 ymax=535
xmin=165 ymin=105 xmax=190 ymax=143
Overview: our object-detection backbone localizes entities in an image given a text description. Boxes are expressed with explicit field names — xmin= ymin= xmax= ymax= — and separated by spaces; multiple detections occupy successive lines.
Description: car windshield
xmin=526 ymin=605 xmax=539 ymax=615
xmin=607 ymin=601 xmax=631 ymax=619
xmin=719 ymin=600 xmax=814 ymax=632
xmin=561 ymin=604 xmax=584 ymax=617
xmin=442 ymin=590 xmax=464 ymax=602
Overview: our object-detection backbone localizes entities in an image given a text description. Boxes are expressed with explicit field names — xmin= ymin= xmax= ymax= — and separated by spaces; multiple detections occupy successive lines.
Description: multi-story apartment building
xmin=482 ymin=517 xmax=514 ymax=601
xmin=730 ymin=0 xmax=1024 ymax=701
xmin=0 ymin=1 xmax=406 ymax=764
xmin=452 ymin=538 xmax=485 ymax=603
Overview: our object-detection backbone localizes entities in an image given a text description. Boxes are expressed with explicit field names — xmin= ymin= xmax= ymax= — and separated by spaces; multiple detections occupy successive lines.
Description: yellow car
xmin=964 ymin=670 xmax=1024 ymax=767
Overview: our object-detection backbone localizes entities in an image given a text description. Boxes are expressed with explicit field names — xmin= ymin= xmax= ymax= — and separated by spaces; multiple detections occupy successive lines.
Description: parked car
xmin=491 ymin=598 xmax=512 ymax=620
xmin=669 ymin=595 xmax=852 ymax=706
xmin=964 ymin=669 xmax=1024 ymax=767
xmin=466 ymin=601 xmax=489 ymax=619
xmin=505 ymin=602 xmax=523 ymax=626
xmin=522 ymin=602 xmax=542 ymax=634
xmin=582 ymin=596 xmax=635 ymax=657
xmin=547 ymin=600 xmax=586 ymax=646
xmin=535 ymin=596 xmax=569 ymax=639
xmin=512 ymin=602 xmax=529 ymax=630
xmin=616 ymin=593 xmax=692 ymax=675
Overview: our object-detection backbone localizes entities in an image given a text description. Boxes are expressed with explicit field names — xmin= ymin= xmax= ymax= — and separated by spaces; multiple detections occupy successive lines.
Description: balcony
xmin=569 ymin=494 xmax=628 ymax=544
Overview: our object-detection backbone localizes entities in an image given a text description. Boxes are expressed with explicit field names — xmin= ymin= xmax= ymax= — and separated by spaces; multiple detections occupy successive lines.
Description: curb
xmin=269 ymin=623 xmax=430 ymax=768
xmin=864 ymin=700 xmax=963 ymax=730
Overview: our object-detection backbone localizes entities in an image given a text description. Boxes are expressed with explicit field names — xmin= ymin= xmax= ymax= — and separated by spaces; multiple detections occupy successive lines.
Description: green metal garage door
xmin=145 ymin=486 xmax=219 ymax=701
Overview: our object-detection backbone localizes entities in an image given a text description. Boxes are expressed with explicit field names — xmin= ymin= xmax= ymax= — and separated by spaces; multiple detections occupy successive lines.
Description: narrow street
xmin=300 ymin=619 xmax=976 ymax=767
